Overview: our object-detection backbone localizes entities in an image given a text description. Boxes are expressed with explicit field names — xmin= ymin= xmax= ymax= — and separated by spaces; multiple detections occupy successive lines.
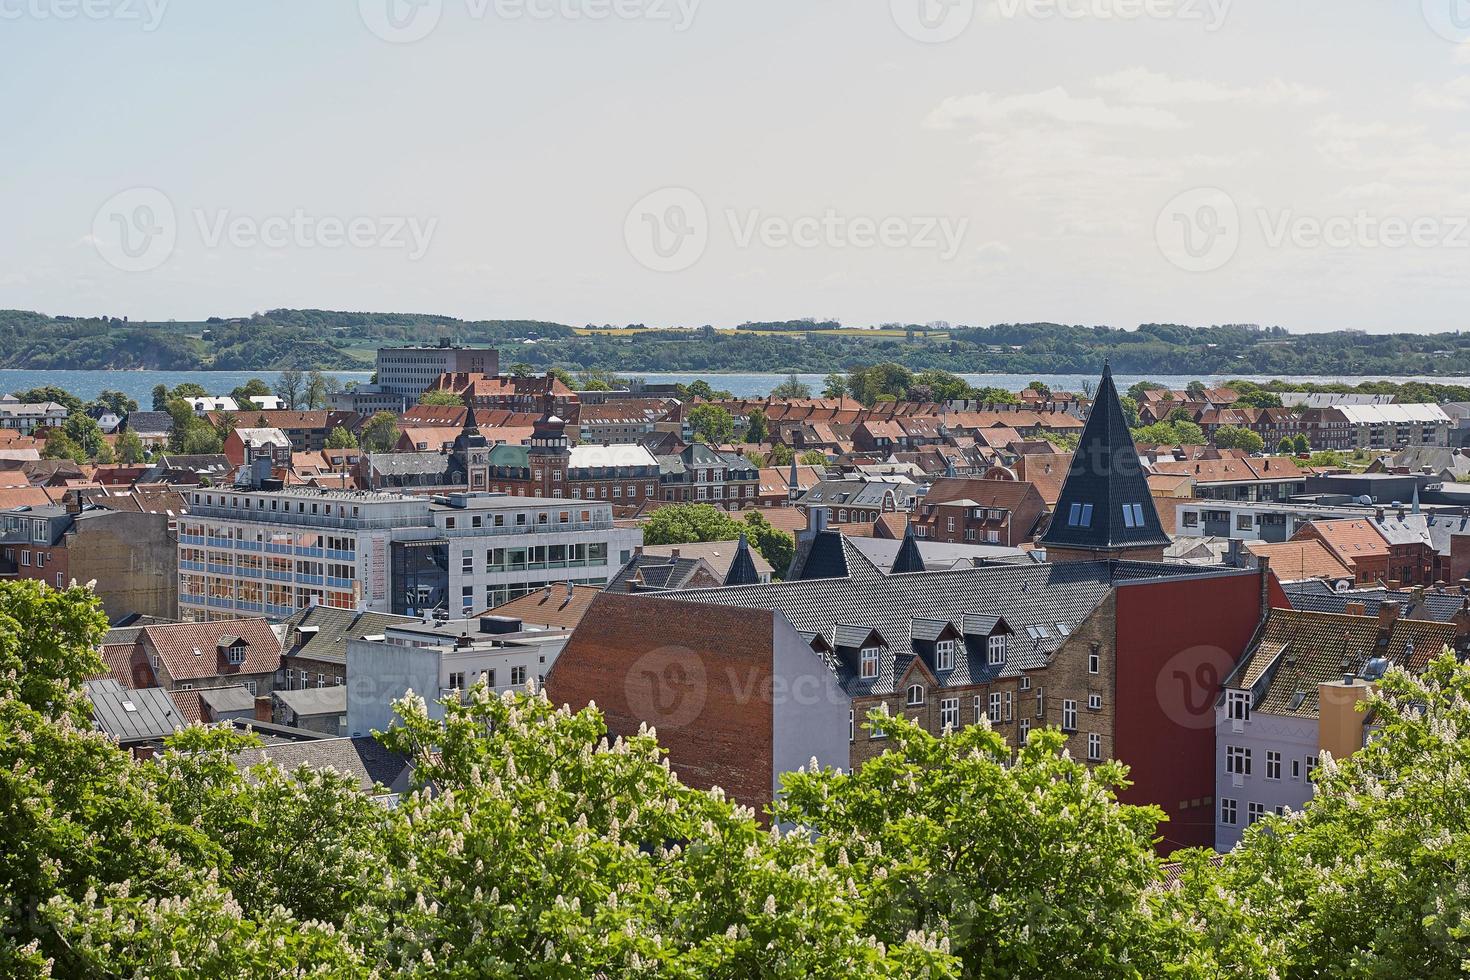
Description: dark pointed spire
xmin=1412 ymin=482 xmax=1421 ymax=515
xmin=724 ymin=533 xmax=761 ymax=586
xmin=1040 ymin=363 xmax=1170 ymax=558
xmin=891 ymin=519 xmax=926 ymax=574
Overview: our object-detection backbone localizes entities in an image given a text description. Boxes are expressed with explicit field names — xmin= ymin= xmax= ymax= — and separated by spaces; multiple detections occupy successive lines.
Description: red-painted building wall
xmin=1112 ymin=568 xmax=1288 ymax=852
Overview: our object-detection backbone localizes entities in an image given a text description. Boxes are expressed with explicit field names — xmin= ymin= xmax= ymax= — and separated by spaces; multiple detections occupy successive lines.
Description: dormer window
xmin=987 ymin=634 xmax=1007 ymax=665
xmin=935 ymin=639 xmax=956 ymax=671
xmin=860 ymin=646 xmax=880 ymax=679
xmin=907 ymin=684 xmax=925 ymax=706
xmin=1227 ymin=690 xmax=1251 ymax=722
xmin=1067 ymin=502 xmax=1093 ymax=528
xmin=223 ymin=641 xmax=246 ymax=665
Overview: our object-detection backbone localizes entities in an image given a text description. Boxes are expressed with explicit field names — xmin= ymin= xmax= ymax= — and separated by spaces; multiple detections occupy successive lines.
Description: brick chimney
xmin=1344 ymin=601 xmax=1367 ymax=617
xmin=1376 ymin=600 xmax=1401 ymax=629
xmin=254 ymin=695 xmax=272 ymax=723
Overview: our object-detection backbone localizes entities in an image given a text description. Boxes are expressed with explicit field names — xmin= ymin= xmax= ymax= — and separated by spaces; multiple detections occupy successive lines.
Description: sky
xmin=3 ymin=0 xmax=1470 ymax=333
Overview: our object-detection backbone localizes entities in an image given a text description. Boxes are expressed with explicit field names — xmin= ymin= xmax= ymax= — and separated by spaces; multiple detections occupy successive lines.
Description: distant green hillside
xmin=6 ymin=310 xmax=1470 ymax=376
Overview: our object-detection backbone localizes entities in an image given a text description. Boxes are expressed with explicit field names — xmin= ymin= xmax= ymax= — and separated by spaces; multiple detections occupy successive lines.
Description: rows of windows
xmin=1225 ymin=744 xmax=1319 ymax=782
xmin=1219 ymin=798 xmax=1289 ymax=827
xmin=457 ymin=542 xmax=609 ymax=576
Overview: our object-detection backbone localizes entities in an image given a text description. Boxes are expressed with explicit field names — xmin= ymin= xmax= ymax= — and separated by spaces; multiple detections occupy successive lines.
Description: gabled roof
xmin=284 ymin=607 xmax=420 ymax=666
xmin=1245 ymin=539 xmax=1354 ymax=583
xmin=85 ymin=679 xmax=184 ymax=743
xmin=141 ymin=619 xmax=282 ymax=681
xmin=482 ymin=583 xmax=603 ymax=629
xmin=233 ymin=736 xmax=412 ymax=794
xmin=1040 ymin=365 xmax=1170 ymax=554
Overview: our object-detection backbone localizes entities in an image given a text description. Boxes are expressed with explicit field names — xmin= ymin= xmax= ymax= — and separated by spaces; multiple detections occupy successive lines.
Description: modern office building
xmin=375 ymin=342 xmax=500 ymax=400
xmin=394 ymin=492 xmax=642 ymax=616
xmin=178 ymin=484 xmax=640 ymax=622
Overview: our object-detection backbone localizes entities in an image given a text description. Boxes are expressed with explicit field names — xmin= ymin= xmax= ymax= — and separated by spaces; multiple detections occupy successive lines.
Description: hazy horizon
xmin=5 ymin=1 xmax=1470 ymax=333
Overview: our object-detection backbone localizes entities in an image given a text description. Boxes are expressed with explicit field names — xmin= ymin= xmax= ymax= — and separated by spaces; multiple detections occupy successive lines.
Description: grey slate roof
xmin=789 ymin=529 xmax=850 ymax=581
xmin=85 ymin=679 xmax=184 ymax=743
xmin=723 ymin=535 xmax=762 ymax=586
xmin=123 ymin=411 xmax=175 ymax=435
xmin=801 ymin=478 xmax=917 ymax=509
xmin=1283 ymin=580 xmax=1470 ymax=623
xmin=233 ymin=735 xmax=411 ymax=794
xmin=668 ymin=536 xmax=1209 ymax=696
xmin=197 ymin=685 xmax=258 ymax=715
xmin=284 ymin=606 xmax=421 ymax=666
xmin=273 ymin=686 xmax=347 ymax=717
xmin=1040 ymin=364 xmax=1170 ymax=553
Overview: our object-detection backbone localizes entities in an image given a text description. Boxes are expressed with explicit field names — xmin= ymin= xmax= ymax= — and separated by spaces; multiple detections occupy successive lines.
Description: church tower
xmin=1040 ymin=363 xmax=1170 ymax=563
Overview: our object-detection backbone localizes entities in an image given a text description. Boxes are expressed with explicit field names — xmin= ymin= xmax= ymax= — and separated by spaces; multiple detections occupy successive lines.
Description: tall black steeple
xmin=890 ymin=519 xmax=926 ymax=574
xmin=724 ymin=533 xmax=762 ymax=586
xmin=1039 ymin=363 xmax=1170 ymax=561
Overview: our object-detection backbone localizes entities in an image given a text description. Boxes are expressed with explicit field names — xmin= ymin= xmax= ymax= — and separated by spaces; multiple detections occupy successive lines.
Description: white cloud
xmin=1457 ymin=43 xmax=1470 ymax=65
xmin=1090 ymin=68 xmax=1327 ymax=106
xmin=924 ymin=87 xmax=1184 ymax=131
xmin=1412 ymin=76 xmax=1470 ymax=110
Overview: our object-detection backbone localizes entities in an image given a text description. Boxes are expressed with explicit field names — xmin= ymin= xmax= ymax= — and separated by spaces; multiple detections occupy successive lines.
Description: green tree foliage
xmin=325 ymin=426 xmax=359 ymax=449
xmin=847 ymin=363 xmax=914 ymax=406
xmin=821 ymin=372 xmax=847 ymax=399
xmin=275 ymin=368 xmax=304 ymax=410
xmin=7 ymin=577 xmax=1470 ymax=974
xmin=1027 ymin=380 xmax=1052 ymax=398
xmin=778 ymin=715 xmax=1176 ymax=977
xmin=1131 ymin=420 xmax=1205 ymax=445
xmin=770 ymin=374 xmax=813 ymax=400
xmin=165 ymin=399 xmax=223 ymax=455
xmin=304 ymin=368 xmax=338 ymax=409
xmin=85 ymin=390 xmax=138 ymax=416
xmin=766 ymin=442 xmax=795 ymax=467
xmin=360 ymin=411 xmax=400 ymax=453
xmin=1118 ymin=395 xmax=1141 ymax=428
xmin=419 ymin=389 xmax=466 ymax=407
xmin=1293 ymin=433 xmax=1310 ymax=454
xmin=1278 ymin=437 xmax=1296 ymax=454
xmin=61 ymin=414 xmax=106 ymax=459
xmin=229 ymin=378 xmax=274 ymax=410
xmin=745 ymin=409 xmax=769 ymax=444
xmin=152 ymin=383 xmax=170 ymax=411
xmin=1127 ymin=381 xmax=1167 ymax=401
xmin=1186 ymin=380 xmax=1208 ymax=399
xmin=688 ymin=404 xmax=735 ymax=445
xmin=800 ymin=450 xmax=828 ymax=465
xmin=642 ymin=504 xmax=796 ymax=576
xmin=1213 ymin=425 xmax=1265 ymax=453
xmin=115 ymin=429 xmax=146 ymax=464
xmin=42 ymin=432 xmax=84 ymax=462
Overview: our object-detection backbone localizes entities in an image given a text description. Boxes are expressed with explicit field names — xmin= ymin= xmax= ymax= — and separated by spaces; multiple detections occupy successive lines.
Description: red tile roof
xmin=140 ymin=619 xmax=282 ymax=682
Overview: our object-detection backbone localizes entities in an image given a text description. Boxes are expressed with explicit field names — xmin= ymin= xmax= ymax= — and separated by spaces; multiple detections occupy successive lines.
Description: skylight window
xmin=1067 ymin=502 xmax=1093 ymax=527
xmin=1121 ymin=502 xmax=1146 ymax=528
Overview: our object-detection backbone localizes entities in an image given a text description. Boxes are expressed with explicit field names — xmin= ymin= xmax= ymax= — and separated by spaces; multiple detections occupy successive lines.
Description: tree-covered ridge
xmin=10 ymin=310 xmax=1470 ymax=375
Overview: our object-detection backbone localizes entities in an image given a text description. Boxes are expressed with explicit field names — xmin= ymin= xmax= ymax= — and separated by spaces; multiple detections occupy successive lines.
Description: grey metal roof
xmin=801 ymin=479 xmax=917 ymax=508
xmin=85 ymin=679 xmax=184 ymax=743
xmin=233 ymin=735 xmax=411 ymax=794
xmin=284 ymin=607 xmax=421 ymax=666
xmin=272 ymin=686 xmax=347 ymax=717
xmin=844 ymin=536 xmax=1024 ymax=572
xmin=668 ymin=536 xmax=1211 ymax=696
xmin=197 ymin=685 xmax=257 ymax=714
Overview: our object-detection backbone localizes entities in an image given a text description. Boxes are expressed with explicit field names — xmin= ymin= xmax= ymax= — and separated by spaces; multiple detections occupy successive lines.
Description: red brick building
xmin=912 ymin=476 xmax=1047 ymax=547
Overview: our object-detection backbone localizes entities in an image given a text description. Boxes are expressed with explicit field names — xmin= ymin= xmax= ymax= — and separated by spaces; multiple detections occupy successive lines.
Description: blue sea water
xmin=0 ymin=368 xmax=1462 ymax=406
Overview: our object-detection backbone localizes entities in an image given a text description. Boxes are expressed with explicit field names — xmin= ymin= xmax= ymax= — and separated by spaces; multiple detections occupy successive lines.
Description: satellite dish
xmin=1356 ymin=495 xmax=1373 ymax=506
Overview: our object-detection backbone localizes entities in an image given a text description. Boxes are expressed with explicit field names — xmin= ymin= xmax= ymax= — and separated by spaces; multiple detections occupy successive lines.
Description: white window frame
xmin=1062 ymin=699 xmax=1077 ymax=732
xmin=1220 ymin=798 xmax=1237 ymax=826
xmin=939 ymin=697 xmax=959 ymax=731
xmin=860 ymin=646 xmax=880 ymax=680
xmin=907 ymin=684 xmax=925 ymax=707
xmin=987 ymin=634 xmax=1007 ymax=665
xmin=934 ymin=638 xmax=956 ymax=671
